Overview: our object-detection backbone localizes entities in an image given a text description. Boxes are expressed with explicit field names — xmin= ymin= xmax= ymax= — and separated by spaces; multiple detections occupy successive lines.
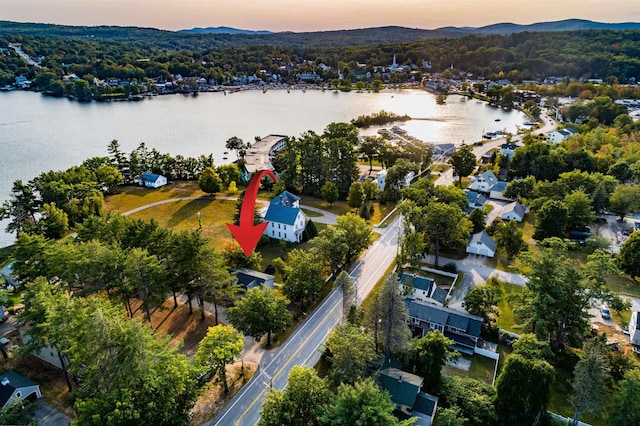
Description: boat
xmin=391 ymin=126 xmax=407 ymax=135
xmin=495 ymin=118 xmax=501 ymax=121
xmin=223 ymin=151 xmax=229 ymax=154
xmin=223 ymin=157 xmax=228 ymax=160
xmin=378 ymin=128 xmax=390 ymax=135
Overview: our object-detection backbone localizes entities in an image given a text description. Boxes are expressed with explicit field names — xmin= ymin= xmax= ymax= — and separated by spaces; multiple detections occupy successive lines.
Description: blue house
xmin=263 ymin=191 xmax=307 ymax=243
xmin=139 ymin=172 xmax=167 ymax=188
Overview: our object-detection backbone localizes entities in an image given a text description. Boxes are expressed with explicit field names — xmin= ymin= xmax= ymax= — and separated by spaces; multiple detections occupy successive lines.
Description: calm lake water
xmin=0 ymin=88 xmax=528 ymax=246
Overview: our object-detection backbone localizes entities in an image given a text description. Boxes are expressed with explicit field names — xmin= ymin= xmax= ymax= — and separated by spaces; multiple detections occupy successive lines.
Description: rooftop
xmin=243 ymin=134 xmax=288 ymax=174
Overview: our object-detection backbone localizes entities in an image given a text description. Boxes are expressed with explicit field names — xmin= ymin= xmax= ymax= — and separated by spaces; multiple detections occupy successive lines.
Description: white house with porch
xmin=263 ymin=191 xmax=307 ymax=243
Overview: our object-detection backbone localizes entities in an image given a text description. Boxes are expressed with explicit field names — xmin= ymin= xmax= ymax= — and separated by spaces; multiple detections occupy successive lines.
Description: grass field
xmin=496 ymin=281 xmax=524 ymax=334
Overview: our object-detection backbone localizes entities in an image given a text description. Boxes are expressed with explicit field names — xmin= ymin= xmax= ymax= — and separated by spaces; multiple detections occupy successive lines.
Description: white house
xmin=139 ymin=172 xmax=167 ymax=188
xmin=500 ymin=143 xmax=519 ymax=159
xmin=629 ymin=311 xmax=640 ymax=347
xmin=0 ymin=371 xmax=41 ymax=408
xmin=465 ymin=191 xmax=487 ymax=214
xmin=263 ymin=191 xmax=307 ymax=243
xmin=466 ymin=231 xmax=496 ymax=257
xmin=501 ymin=201 xmax=528 ymax=222
xmin=467 ymin=170 xmax=498 ymax=194
xmin=374 ymin=169 xmax=387 ymax=192
xmin=546 ymin=128 xmax=577 ymax=144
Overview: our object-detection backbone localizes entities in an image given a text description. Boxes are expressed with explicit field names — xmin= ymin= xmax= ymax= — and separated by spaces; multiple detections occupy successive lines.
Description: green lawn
xmin=104 ymin=181 xmax=209 ymax=213
xmin=129 ymin=198 xmax=238 ymax=245
xmin=401 ymin=267 xmax=457 ymax=290
xmin=441 ymin=354 xmax=497 ymax=385
xmin=496 ymin=281 xmax=524 ymax=334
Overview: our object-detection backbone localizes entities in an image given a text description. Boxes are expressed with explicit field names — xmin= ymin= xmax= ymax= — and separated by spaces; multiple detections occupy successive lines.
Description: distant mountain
xmin=437 ymin=19 xmax=640 ymax=35
xmin=179 ymin=26 xmax=274 ymax=35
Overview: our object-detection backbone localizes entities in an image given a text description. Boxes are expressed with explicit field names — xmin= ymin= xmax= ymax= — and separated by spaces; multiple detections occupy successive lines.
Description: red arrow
xmin=226 ymin=169 xmax=277 ymax=256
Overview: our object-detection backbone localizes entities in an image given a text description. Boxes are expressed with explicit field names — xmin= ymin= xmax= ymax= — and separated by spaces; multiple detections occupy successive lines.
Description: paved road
xmin=208 ymin=216 xmax=401 ymax=425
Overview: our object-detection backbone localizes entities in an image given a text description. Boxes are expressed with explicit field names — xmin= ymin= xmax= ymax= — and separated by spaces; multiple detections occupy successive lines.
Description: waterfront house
xmin=468 ymin=170 xmax=498 ymax=194
xmin=263 ymin=191 xmax=307 ymax=243
xmin=0 ymin=371 xmax=42 ymax=408
xmin=405 ymin=298 xmax=483 ymax=355
xmin=466 ymin=231 xmax=496 ymax=258
xmin=500 ymin=143 xmax=519 ymax=159
xmin=546 ymin=128 xmax=577 ymax=144
xmin=501 ymin=201 xmax=527 ymax=223
xmin=139 ymin=172 xmax=167 ymax=188
xmin=399 ymin=273 xmax=447 ymax=306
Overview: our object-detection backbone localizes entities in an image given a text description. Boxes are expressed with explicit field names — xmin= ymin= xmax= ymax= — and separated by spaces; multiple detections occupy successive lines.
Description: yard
xmin=441 ymin=353 xmax=498 ymax=385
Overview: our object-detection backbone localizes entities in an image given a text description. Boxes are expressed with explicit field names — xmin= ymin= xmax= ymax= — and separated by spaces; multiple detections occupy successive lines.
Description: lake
xmin=0 ymin=88 xmax=528 ymax=247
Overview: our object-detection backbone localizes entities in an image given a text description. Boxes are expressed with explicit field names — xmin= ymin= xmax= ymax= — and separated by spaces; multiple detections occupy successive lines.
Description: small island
xmin=350 ymin=110 xmax=411 ymax=128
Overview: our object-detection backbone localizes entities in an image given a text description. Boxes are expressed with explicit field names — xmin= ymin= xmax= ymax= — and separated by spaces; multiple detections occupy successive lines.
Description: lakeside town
xmin=2 ymin=18 xmax=640 ymax=426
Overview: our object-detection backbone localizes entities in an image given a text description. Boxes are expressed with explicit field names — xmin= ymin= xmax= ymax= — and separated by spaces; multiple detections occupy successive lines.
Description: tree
xmin=359 ymin=136 xmax=382 ymax=175
xmin=363 ymin=273 xmax=410 ymax=354
xmin=228 ymin=287 xmax=291 ymax=346
xmin=260 ymin=366 xmax=330 ymax=426
xmin=216 ymin=164 xmax=242 ymax=186
xmin=335 ymin=213 xmax=372 ymax=265
xmin=325 ymin=324 xmax=378 ymax=386
xmin=592 ymin=181 xmax=611 ymax=215
xmin=282 ymin=249 xmax=324 ymax=307
xmin=347 ymin=181 xmax=365 ymax=211
xmin=439 ymin=376 xmax=497 ymax=425
xmin=334 ymin=271 xmax=355 ymax=318
xmin=0 ymin=180 xmax=40 ymax=236
xmin=569 ymin=339 xmax=610 ymax=426
xmin=436 ymin=407 xmax=466 ymax=426
xmin=464 ymin=278 xmax=500 ymax=332
xmin=39 ymin=202 xmax=69 ymax=239
xmin=362 ymin=179 xmax=380 ymax=201
xmin=608 ymin=369 xmax=640 ymax=426
xmin=0 ymin=399 xmax=36 ymax=425
xmin=312 ymin=226 xmax=349 ymax=276
xmin=405 ymin=331 xmax=459 ymax=394
xmin=609 ymin=183 xmax=640 ymax=220
xmin=618 ymin=232 xmax=640 ymax=278
xmin=194 ymin=325 xmax=243 ymax=393
xmin=413 ymin=202 xmax=472 ymax=267
xmin=533 ymin=199 xmax=568 ymax=240
xmin=494 ymin=219 xmax=526 ymax=259
xmin=321 ymin=181 xmax=339 ymax=205
xmin=516 ymin=246 xmax=592 ymax=350
xmin=495 ymin=335 xmax=555 ymax=425
xmin=468 ymin=208 xmax=485 ymax=233
xmin=226 ymin=136 xmax=247 ymax=159
xmin=317 ymin=378 xmax=415 ymax=426
xmin=449 ymin=146 xmax=476 ymax=187
xmin=564 ymin=190 xmax=595 ymax=231
xmin=123 ymin=247 xmax=165 ymax=325
xmin=199 ymin=166 xmax=222 ymax=195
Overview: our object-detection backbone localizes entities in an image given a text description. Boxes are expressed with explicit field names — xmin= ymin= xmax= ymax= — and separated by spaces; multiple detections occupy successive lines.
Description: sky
xmin=3 ymin=0 xmax=640 ymax=32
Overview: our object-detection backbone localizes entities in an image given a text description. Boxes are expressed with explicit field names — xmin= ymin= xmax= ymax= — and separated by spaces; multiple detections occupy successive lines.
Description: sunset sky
xmin=3 ymin=0 xmax=640 ymax=32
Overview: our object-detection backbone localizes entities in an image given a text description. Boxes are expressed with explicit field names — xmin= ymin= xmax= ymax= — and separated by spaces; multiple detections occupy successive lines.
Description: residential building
xmin=231 ymin=268 xmax=275 ymax=290
xmin=501 ymin=201 xmax=527 ymax=223
xmin=378 ymin=368 xmax=438 ymax=426
xmin=139 ymin=172 xmax=167 ymax=188
xmin=629 ymin=311 xmax=640 ymax=347
xmin=546 ymin=128 xmax=577 ymax=144
xmin=467 ymin=170 xmax=498 ymax=194
xmin=432 ymin=143 xmax=455 ymax=159
xmin=489 ymin=181 xmax=511 ymax=201
xmin=466 ymin=231 xmax=497 ymax=258
xmin=405 ymin=299 xmax=483 ymax=355
xmin=465 ymin=191 xmax=487 ymax=214
xmin=0 ymin=261 xmax=18 ymax=288
xmin=263 ymin=191 xmax=307 ymax=243
xmin=500 ymin=143 xmax=519 ymax=159
xmin=399 ymin=273 xmax=447 ymax=306
xmin=0 ymin=371 xmax=41 ymax=408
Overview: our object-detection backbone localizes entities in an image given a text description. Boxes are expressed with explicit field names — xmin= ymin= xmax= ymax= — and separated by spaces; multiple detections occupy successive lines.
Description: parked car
xmin=601 ymin=305 xmax=611 ymax=320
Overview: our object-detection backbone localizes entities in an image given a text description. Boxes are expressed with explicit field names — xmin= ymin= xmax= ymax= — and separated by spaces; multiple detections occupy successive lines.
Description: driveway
xmin=33 ymin=400 xmax=71 ymax=426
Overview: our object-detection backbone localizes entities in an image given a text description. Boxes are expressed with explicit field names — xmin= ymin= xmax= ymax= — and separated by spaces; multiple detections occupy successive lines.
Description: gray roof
xmin=502 ymin=201 xmax=527 ymax=218
xmin=405 ymin=299 xmax=483 ymax=338
xmin=431 ymin=287 xmax=448 ymax=304
xmin=399 ymin=273 xmax=435 ymax=294
xmin=414 ymin=392 xmax=438 ymax=419
xmin=468 ymin=231 xmax=496 ymax=253
xmin=231 ymin=268 xmax=274 ymax=290
xmin=0 ymin=371 xmax=37 ymax=389
xmin=378 ymin=368 xmax=422 ymax=408
xmin=490 ymin=181 xmax=508 ymax=192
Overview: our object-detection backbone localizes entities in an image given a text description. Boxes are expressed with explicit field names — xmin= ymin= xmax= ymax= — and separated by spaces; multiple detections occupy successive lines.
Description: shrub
xmin=442 ymin=262 xmax=458 ymax=273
